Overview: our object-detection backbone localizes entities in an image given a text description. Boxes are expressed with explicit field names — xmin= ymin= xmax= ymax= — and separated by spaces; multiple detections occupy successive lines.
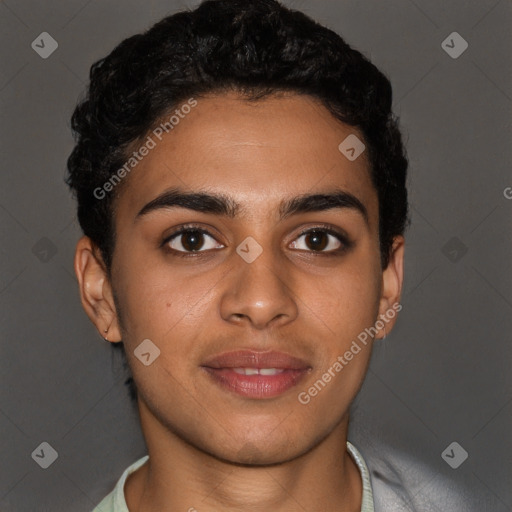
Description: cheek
xmin=300 ymin=261 xmax=381 ymax=345
xmin=114 ymin=258 xmax=218 ymax=343
xmin=114 ymin=264 xmax=212 ymax=395
xmin=295 ymin=268 xmax=380 ymax=422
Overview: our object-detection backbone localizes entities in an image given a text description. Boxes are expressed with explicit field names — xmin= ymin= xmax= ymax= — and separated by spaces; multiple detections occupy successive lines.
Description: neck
xmin=125 ymin=400 xmax=362 ymax=512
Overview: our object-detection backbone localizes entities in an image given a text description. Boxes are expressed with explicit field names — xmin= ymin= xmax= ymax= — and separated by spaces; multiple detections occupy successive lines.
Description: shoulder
xmin=91 ymin=455 xmax=149 ymax=512
xmin=356 ymin=438 xmax=489 ymax=511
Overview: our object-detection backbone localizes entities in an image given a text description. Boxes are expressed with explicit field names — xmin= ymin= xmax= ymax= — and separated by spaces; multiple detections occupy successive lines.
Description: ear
xmin=74 ymin=236 xmax=122 ymax=343
xmin=375 ymin=235 xmax=405 ymax=339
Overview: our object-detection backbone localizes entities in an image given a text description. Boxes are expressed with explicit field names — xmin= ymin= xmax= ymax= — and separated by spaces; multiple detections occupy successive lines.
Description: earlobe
xmin=74 ymin=236 xmax=122 ymax=342
xmin=376 ymin=236 xmax=405 ymax=339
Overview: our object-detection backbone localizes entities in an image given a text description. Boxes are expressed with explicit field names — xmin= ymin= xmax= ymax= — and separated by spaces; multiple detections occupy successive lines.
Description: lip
xmin=201 ymin=350 xmax=312 ymax=399
xmin=202 ymin=350 xmax=310 ymax=370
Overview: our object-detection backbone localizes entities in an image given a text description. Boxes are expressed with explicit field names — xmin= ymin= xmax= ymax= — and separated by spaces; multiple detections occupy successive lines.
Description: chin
xmin=209 ymin=430 xmax=307 ymax=466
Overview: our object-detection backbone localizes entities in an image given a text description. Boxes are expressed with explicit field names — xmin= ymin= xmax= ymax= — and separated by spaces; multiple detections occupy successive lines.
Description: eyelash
xmin=161 ymin=223 xmax=353 ymax=258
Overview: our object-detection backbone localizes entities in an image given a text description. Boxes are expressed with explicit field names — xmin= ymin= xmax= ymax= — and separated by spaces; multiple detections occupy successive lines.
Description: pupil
xmin=306 ymin=231 xmax=327 ymax=251
xmin=183 ymin=231 xmax=203 ymax=251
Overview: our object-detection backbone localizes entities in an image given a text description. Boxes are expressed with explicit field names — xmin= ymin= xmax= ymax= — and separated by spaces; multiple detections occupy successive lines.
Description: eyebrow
xmin=135 ymin=187 xmax=369 ymax=224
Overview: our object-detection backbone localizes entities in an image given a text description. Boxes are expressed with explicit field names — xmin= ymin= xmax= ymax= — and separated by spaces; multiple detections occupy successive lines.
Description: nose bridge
xmin=240 ymin=241 xmax=285 ymax=294
xmin=220 ymin=235 xmax=298 ymax=328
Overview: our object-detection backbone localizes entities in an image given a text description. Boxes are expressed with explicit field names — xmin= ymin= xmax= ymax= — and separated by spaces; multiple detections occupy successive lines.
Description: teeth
xmin=260 ymin=368 xmax=284 ymax=376
xmin=232 ymin=368 xmax=285 ymax=376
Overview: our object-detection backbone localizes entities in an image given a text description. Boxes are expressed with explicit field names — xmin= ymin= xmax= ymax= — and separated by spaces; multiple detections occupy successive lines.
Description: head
xmin=67 ymin=0 xmax=408 ymax=464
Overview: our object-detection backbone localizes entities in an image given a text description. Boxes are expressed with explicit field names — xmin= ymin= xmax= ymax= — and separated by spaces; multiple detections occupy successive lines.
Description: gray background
xmin=0 ymin=0 xmax=510 ymax=510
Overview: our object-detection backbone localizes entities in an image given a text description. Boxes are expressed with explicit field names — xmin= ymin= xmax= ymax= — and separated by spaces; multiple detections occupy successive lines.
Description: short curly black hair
xmin=66 ymin=0 xmax=409 ymax=403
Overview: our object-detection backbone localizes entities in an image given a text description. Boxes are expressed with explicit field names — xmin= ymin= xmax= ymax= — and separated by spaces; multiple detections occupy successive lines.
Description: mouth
xmin=201 ymin=350 xmax=312 ymax=399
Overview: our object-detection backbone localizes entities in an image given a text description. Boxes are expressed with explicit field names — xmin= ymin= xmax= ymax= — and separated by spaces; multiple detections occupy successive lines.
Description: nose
xmin=219 ymin=245 xmax=298 ymax=330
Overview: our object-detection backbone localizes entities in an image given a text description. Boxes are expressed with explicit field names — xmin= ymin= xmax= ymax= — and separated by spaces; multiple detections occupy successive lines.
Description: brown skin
xmin=75 ymin=92 xmax=404 ymax=511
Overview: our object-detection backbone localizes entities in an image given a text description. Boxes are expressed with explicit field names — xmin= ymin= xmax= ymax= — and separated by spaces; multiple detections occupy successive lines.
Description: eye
xmin=289 ymin=227 xmax=350 ymax=253
xmin=161 ymin=224 xmax=352 ymax=257
xmin=163 ymin=227 xmax=224 ymax=253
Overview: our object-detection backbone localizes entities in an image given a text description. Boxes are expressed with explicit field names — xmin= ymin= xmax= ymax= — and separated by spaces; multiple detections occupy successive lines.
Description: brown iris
xmin=304 ymin=230 xmax=328 ymax=251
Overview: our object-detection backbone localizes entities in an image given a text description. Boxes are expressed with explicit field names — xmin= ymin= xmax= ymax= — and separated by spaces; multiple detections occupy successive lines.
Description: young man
xmin=66 ymin=1 xmax=408 ymax=510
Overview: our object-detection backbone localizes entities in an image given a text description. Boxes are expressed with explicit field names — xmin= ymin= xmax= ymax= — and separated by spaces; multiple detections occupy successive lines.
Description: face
xmin=76 ymin=92 xmax=404 ymax=465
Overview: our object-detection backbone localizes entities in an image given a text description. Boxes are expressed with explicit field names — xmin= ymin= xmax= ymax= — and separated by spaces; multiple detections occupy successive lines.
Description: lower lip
xmin=202 ymin=367 xmax=310 ymax=399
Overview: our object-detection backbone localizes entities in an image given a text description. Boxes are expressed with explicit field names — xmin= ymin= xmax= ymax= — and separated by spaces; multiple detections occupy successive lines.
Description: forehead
xmin=115 ymin=92 xmax=377 ymax=224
